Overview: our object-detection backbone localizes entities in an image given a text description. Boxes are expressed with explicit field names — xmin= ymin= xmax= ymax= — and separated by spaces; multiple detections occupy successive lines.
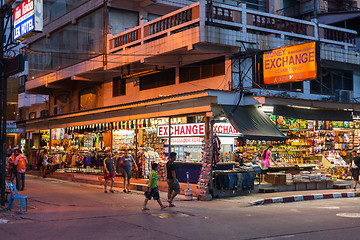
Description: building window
xmin=55 ymin=94 xmax=68 ymax=105
xmin=29 ymin=112 xmax=36 ymax=119
xmin=79 ymin=88 xmax=96 ymax=110
xmin=140 ymin=68 xmax=175 ymax=91
xmin=18 ymin=76 xmax=27 ymax=94
xmin=310 ymin=68 xmax=353 ymax=95
xmin=179 ymin=57 xmax=225 ymax=83
xmin=113 ymin=76 xmax=126 ymax=97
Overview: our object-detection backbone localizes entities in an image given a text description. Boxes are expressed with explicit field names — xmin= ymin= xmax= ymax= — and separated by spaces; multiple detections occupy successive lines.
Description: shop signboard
xmin=213 ymin=123 xmax=241 ymax=136
xmin=263 ymin=41 xmax=318 ymax=85
xmin=157 ymin=122 xmax=241 ymax=137
xmin=166 ymin=137 xmax=204 ymax=145
xmin=6 ymin=128 xmax=25 ymax=134
xmin=157 ymin=123 xmax=205 ymax=137
xmin=13 ymin=0 xmax=43 ymax=41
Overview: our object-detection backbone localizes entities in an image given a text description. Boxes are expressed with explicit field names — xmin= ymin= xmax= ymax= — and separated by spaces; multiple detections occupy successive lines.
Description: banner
xmin=263 ymin=41 xmax=318 ymax=84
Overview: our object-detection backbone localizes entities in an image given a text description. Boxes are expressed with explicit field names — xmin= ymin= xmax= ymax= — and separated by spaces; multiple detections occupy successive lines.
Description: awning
xmin=221 ymin=105 xmax=287 ymax=141
xmin=273 ymin=105 xmax=353 ymax=121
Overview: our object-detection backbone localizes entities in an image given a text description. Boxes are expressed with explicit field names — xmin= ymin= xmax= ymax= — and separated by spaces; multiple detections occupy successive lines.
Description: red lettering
xmin=170 ymin=126 xmax=173 ymax=136
xmin=159 ymin=126 xmax=164 ymax=136
xmin=164 ymin=126 xmax=168 ymax=136
xmin=180 ymin=126 xmax=185 ymax=135
xmin=223 ymin=126 xmax=229 ymax=133
xmin=217 ymin=125 xmax=223 ymax=133
xmin=186 ymin=125 xmax=192 ymax=135
xmin=174 ymin=126 xmax=180 ymax=135
xmin=192 ymin=125 xmax=198 ymax=135
xmin=199 ymin=124 xmax=204 ymax=135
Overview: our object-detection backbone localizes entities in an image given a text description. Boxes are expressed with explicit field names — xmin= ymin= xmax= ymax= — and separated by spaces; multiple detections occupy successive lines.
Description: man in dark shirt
xmin=104 ymin=153 xmax=115 ymax=193
xmin=167 ymin=152 xmax=180 ymax=207
xmin=349 ymin=150 xmax=360 ymax=191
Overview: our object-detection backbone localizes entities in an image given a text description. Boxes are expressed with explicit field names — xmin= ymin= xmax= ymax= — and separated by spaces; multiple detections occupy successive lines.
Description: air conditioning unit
xmin=335 ymin=90 xmax=353 ymax=103
xmin=53 ymin=105 xmax=63 ymax=115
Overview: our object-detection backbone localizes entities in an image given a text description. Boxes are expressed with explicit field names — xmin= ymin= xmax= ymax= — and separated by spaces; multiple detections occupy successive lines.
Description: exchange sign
xmin=13 ymin=0 xmax=43 ymax=41
xmin=263 ymin=41 xmax=318 ymax=85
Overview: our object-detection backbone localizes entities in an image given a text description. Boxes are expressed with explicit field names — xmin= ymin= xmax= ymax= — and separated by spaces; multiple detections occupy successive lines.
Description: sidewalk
xmin=26 ymin=170 xmax=360 ymax=205
xmin=27 ymin=170 xmax=198 ymax=197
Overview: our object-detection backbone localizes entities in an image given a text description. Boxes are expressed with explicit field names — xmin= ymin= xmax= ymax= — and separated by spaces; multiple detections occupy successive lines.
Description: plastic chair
xmin=6 ymin=181 xmax=28 ymax=212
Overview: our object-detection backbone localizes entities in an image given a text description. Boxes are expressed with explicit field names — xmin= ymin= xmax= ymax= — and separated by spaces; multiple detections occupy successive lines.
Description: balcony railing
xmin=108 ymin=1 xmax=357 ymax=53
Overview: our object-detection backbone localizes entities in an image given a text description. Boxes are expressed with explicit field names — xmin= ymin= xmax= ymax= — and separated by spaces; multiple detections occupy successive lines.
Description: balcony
xmin=26 ymin=1 xmax=358 ymax=92
xmin=107 ymin=1 xmax=358 ymax=70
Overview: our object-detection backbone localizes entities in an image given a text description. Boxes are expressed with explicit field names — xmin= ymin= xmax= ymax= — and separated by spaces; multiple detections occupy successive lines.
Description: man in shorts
xmin=349 ymin=150 xmax=360 ymax=191
xmin=167 ymin=152 xmax=180 ymax=207
xmin=121 ymin=149 xmax=137 ymax=193
xmin=104 ymin=153 xmax=115 ymax=193
xmin=142 ymin=162 xmax=167 ymax=210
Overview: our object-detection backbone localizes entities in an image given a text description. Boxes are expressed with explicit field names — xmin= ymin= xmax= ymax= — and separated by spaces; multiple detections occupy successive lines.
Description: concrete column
xmin=354 ymin=71 xmax=360 ymax=102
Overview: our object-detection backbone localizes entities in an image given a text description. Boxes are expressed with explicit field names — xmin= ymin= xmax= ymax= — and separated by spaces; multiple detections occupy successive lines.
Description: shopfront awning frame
xmin=221 ymin=105 xmax=287 ymax=141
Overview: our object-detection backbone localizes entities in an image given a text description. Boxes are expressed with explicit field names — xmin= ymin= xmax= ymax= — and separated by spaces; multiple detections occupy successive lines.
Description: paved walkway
xmin=25 ymin=170 xmax=359 ymax=205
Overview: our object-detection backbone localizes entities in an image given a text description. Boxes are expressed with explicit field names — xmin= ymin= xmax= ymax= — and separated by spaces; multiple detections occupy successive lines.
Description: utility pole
xmin=0 ymin=0 xmax=18 ymax=207
xmin=0 ymin=3 xmax=5 ymax=207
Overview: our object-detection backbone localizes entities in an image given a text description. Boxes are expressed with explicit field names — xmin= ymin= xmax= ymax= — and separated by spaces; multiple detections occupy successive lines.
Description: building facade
xmin=17 ymin=0 xmax=360 ymax=178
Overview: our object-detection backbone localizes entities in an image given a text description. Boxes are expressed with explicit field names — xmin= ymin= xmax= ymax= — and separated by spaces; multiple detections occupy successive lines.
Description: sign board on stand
xmin=13 ymin=0 xmax=43 ymax=41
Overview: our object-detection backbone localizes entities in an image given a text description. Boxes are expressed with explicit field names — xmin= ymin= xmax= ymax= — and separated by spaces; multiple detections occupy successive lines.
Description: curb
xmin=250 ymin=192 xmax=360 ymax=205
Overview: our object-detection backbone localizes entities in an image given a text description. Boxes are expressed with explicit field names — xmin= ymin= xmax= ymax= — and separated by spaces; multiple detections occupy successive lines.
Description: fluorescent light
xmin=261 ymin=105 xmax=274 ymax=113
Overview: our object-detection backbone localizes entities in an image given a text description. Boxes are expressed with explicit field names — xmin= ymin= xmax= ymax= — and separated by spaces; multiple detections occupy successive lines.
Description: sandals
xmin=168 ymin=200 xmax=175 ymax=207
xmin=142 ymin=207 xmax=150 ymax=211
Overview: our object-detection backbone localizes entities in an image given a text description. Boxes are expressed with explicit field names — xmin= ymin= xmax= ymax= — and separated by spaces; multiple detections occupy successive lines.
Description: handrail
xmin=108 ymin=1 xmax=357 ymax=53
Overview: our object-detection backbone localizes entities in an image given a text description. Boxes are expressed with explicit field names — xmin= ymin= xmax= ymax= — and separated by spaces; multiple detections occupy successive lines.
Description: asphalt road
xmin=1 ymin=175 xmax=360 ymax=240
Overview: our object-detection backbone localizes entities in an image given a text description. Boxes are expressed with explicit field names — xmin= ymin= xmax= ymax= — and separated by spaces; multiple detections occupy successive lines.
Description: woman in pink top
xmin=260 ymin=146 xmax=273 ymax=182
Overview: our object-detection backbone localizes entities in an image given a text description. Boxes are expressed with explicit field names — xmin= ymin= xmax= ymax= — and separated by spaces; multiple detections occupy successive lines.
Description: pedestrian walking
xmin=349 ymin=150 xmax=360 ymax=191
xmin=166 ymin=152 xmax=180 ymax=207
xmin=14 ymin=149 xmax=28 ymax=191
xmin=104 ymin=153 xmax=115 ymax=193
xmin=142 ymin=162 xmax=167 ymax=210
xmin=121 ymin=149 xmax=138 ymax=193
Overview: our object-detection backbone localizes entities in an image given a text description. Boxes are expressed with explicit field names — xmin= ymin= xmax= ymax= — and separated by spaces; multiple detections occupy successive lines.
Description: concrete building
xmin=17 ymin=0 xmax=360 ymax=174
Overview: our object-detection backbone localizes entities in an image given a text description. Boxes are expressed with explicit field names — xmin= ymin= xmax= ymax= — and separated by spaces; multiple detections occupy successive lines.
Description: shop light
xmin=260 ymin=105 xmax=274 ymax=113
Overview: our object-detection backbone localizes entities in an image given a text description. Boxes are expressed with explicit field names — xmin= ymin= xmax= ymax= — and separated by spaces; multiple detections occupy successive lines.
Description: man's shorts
xmin=351 ymin=169 xmax=359 ymax=180
xmin=167 ymin=179 xmax=180 ymax=195
xmin=121 ymin=169 xmax=132 ymax=179
xmin=145 ymin=187 xmax=160 ymax=200
xmin=104 ymin=173 xmax=115 ymax=180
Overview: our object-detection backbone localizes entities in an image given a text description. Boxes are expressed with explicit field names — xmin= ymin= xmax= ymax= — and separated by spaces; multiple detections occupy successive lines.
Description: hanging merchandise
xmin=197 ymin=139 xmax=212 ymax=197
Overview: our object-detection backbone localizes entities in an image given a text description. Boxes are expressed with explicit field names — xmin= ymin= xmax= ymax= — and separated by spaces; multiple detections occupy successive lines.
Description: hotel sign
xmin=13 ymin=0 xmax=43 ymax=41
xmin=263 ymin=41 xmax=318 ymax=85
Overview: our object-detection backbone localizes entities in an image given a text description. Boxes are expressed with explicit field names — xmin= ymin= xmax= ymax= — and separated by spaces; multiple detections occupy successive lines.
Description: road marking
xmin=336 ymin=213 xmax=360 ymax=218
xmin=317 ymin=207 xmax=340 ymax=209
xmin=0 ymin=219 xmax=9 ymax=224
xmin=258 ymin=235 xmax=295 ymax=239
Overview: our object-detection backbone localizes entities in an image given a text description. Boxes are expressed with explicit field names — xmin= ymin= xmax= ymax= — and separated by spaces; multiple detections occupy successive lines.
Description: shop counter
xmin=213 ymin=170 xmax=255 ymax=198
xmin=268 ymin=165 xmax=315 ymax=174
xmin=174 ymin=162 xmax=235 ymax=183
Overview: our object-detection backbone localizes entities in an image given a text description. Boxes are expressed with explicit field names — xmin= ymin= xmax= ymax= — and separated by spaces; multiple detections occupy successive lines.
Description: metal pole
xmin=209 ymin=119 xmax=214 ymax=193
xmin=168 ymin=117 xmax=171 ymax=156
xmin=0 ymin=8 xmax=5 ymax=207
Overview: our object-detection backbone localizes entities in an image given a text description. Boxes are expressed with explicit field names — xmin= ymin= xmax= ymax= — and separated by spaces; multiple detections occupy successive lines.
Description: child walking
xmin=142 ymin=163 xmax=167 ymax=210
